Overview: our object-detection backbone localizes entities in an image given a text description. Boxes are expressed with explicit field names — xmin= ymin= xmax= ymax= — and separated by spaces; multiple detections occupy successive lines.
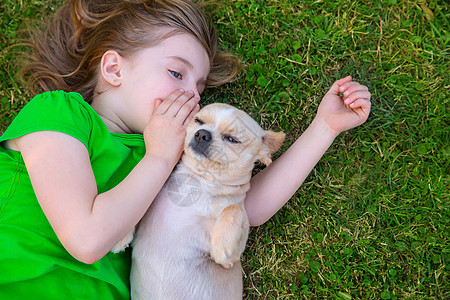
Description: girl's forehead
xmin=134 ymin=33 xmax=209 ymax=61
xmin=126 ymin=32 xmax=210 ymax=77
xmin=161 ymin=33 xmax=209 ymax=54
xmin=161 ymin=34 xmax=210 ymax=65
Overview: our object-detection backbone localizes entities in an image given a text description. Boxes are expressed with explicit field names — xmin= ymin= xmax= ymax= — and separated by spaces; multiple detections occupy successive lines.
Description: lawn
xmin=1 ymin=0 xmax=448 ymax=299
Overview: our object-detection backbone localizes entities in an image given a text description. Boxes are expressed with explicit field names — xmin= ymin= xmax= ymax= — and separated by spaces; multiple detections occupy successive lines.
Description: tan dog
xmin=116 ymin=103 xmax=284 ymax=299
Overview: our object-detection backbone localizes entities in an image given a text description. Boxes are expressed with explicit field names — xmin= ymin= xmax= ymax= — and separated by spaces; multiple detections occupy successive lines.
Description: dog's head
xmin=182 ymin=103 xmax=285 ymax=185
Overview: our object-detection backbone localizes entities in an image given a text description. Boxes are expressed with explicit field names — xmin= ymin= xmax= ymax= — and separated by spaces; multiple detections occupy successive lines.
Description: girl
xmin=0 ymin=0 xmax=371 ymax=299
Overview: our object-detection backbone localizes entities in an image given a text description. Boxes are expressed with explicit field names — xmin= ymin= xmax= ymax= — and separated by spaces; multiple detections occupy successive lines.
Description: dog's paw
xmin=211 ymin=246 xmax=241 ymax=269
xmin=210 ymin=204 xmax=249 ymax=268
xmin=111 ymin=228 xmax=135 ymax=253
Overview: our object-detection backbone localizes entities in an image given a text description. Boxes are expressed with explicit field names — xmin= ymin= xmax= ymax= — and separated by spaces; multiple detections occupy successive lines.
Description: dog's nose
xmin=190 ymin=129 xmax=212 ymax=157
xmin=195 ymin=129 xmax=212 ymax=144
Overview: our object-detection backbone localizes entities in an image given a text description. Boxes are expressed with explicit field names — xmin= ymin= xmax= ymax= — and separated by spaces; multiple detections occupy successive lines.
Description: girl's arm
xmin=13 ymin=91 xmax=200 ymax=264
xmin=245 ymin=76 xmax=371 ymax=226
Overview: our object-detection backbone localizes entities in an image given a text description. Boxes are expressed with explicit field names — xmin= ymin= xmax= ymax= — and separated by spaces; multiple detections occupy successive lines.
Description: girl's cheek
xmin=154 ymin=81 xmax=176 ymax=98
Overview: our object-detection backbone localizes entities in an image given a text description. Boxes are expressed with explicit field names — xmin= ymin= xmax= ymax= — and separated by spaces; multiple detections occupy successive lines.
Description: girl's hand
xmin=143 ymin=89 xmax=200 ymax=166
xmin=316 ymin=76 xmax=371 ymax=136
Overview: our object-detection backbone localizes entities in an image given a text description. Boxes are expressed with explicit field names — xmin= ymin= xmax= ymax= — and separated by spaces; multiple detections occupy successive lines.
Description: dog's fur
xmin=114 ymin=103 xmax=285 ymax=299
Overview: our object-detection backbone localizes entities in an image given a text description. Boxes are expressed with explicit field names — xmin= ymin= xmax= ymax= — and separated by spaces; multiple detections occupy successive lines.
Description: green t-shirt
xmin=0 ymin=91 xmax=146 ymax=299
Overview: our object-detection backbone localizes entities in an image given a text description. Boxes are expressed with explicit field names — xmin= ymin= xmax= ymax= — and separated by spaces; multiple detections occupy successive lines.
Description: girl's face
xmin=112 ymin=33 xmax=211 ymax=134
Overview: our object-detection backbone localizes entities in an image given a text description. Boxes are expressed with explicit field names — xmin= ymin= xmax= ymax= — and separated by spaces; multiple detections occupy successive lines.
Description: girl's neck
xmin=91 ymin=94 xmax=133 ymax=134
xmin=98 ymin=115 xmax=132 ymax=134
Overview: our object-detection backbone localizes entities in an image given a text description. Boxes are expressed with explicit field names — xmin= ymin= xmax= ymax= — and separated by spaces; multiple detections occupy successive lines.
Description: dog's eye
xmin=195 ymin=118 xmax=205 ymax=125
xmin=223 ymin=134 xmax=241 ymax=144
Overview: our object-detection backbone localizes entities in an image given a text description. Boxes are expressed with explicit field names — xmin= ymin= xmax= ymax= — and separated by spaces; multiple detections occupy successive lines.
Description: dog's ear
xmin=258 ymin=130 xmax=285 ymax=166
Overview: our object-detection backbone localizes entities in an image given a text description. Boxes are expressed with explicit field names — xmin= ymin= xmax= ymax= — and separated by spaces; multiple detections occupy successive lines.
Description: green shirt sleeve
xmin=0 ymin=90 xmax=96 ymax=148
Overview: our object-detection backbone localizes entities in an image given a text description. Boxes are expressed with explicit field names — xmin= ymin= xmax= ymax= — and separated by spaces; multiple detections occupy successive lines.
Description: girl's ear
xmin=258 ymin=130 xmax=286 ymax=166
xmin=100 ymin=50 xmax=123 ymax=87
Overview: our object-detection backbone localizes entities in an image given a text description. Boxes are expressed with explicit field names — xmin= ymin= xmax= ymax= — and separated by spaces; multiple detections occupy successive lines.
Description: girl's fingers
xmin=165 ymin=91 xmax=196 ymax=118
xmin=327 ymin=76 xmax=352 ymax=95
xmin=182 ymin=103 xmax=201 ymax=127
xmin=343 ymin=91 xmax=371 ymax=106
xmin=173 ymin=95 xmax=200 ymax=124
xmin=336 ymin=76 xmax=352 ymax=86
xmin=339 ymin=81 xmax=368 ymax=94
xmin=348 ymin=98 xmax=371 ymax=119
xmin=154 ymin=90 xmax=200 ymax=125
xmin=153 ymin=98 xmax=163 ymax=111
xmin=155 ymin=89 xmax=186 ymax=114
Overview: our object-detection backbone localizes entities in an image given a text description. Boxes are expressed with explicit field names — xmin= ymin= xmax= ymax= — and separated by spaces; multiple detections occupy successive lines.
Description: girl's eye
xmin=195 ymin=118 xmax=205 ymax=125
xmin=223 ymin=134 xmax=241 ymax=144
xmin=169 ymin=70 xmax=182 ymax=79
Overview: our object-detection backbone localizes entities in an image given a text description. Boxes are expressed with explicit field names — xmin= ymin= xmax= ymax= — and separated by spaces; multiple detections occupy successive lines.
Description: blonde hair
xmin=19 ymin=0 xmax=241 ymax=103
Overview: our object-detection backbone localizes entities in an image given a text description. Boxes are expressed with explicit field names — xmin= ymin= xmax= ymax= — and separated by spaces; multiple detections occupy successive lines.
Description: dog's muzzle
xmin=189 ymin=129 xmax=212 ymax=157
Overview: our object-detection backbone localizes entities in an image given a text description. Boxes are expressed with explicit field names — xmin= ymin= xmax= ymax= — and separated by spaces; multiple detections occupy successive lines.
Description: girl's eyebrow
xmin=166 ymin=56 xmax=193 ymax=69
xmin=166 ymin=55 xmax=208 ymax=87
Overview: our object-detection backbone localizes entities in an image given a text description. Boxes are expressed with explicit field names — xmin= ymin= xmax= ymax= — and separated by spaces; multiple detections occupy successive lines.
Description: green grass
xmin=1 ymin=0 xmax=449 ymax=299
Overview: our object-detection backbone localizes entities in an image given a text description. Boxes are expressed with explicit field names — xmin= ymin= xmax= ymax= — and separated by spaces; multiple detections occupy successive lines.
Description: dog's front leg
xmin=210 ymin=203 xmax=249 ymax=268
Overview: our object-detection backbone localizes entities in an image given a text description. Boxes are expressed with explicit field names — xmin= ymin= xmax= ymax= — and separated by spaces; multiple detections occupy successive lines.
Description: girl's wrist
xmin=141 ymin=153 xmax=178 ymax=175
xmin=309 ymin=115 xmax=340 ymax=142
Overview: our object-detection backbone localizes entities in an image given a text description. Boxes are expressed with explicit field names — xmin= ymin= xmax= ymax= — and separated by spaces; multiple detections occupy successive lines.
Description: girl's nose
xmin=184 ymin=84 xmax=200 ymax=98
xmin=189 ymin=89 xmax=200 ymax=98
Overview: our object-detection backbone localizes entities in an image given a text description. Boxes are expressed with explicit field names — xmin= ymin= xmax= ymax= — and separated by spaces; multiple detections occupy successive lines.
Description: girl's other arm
xmin=245 ymin=76 xmax=371 ymax=226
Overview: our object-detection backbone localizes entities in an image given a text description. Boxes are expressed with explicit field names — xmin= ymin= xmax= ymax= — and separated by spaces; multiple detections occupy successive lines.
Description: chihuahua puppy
xmin=115 ymin=103 xmax=284 ymax=299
